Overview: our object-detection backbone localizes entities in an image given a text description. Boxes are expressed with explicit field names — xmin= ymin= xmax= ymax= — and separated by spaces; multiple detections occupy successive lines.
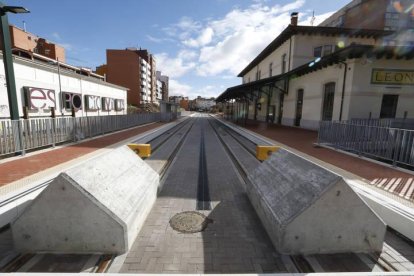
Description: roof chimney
xmin=291 ymin=12 xmax=298 ymax=26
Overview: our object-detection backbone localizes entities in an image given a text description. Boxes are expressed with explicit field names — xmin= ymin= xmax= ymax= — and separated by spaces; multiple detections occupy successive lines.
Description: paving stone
xmin=120 ymin=117 xmax=285 ymax=273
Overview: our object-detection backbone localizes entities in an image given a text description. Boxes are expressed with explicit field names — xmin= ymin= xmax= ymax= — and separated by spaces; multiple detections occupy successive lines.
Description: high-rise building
xmin=97 ymin=48 xmax=158 ymax=107
xmin=156 ymin=71 xmax=169 ymax=101
xmin=319 ymin=0 xmax=414 ymax=45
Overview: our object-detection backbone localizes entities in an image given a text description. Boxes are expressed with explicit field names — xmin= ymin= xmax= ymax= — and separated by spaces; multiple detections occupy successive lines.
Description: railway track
xmin=0 ymin=117 xmax=197 ymax=273
xmin=207 ymin=115 xmax=411 ymax=273
xmin=1 ymin=114 xmax=414 ymax=273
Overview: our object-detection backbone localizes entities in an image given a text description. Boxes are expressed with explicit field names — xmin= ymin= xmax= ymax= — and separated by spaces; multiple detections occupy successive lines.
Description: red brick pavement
xmin=238 ymin=120 xmax=414 ymax=201
xmin=0 ymin=122 xmax=164 ymax=187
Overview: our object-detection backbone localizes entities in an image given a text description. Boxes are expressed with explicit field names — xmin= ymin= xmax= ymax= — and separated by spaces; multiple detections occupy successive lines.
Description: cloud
xmin=155 ymin=52 xmax=196 ymax=78
xmin=169 ymin=80 xmax=220 ymax=99
xmin=156 ymin=0 xmax=336 ymax=99
xmin=183 ymin=27 xmax=214 ymax=48
xmin=169 ymin=79 xmax=192 ymax=96
xmin=51 ymin=32 xmax=61 ymax=40
xmin=163 ymin=16 xmax=202 ymax=41
xmin=60 ymin=43 xmax=73 ymax=51
xmin=146 ymin=35 xmax=174 ymax=44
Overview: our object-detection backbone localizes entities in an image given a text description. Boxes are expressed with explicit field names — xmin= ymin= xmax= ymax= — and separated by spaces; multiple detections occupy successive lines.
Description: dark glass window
xmin=269 ymin=62 xmax=273 ymax=77
xmin=281 ymin=54 xmax=287 ymax=73
xmin=314 ymin=46 xmax=322 ymax=57
xmin=323 ymin=45 xmax=333 ymax=56
xmin=295 ymin=89 xmax=304 ymax=126
xmin=322 ymin=82 xmax=335 ymax=121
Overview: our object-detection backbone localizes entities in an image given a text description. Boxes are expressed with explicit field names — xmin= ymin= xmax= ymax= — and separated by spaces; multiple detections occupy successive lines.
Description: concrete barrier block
xmin=12 ymin=146 xmax=159 ymax=254
xmin=246 ymin=148 xmax=386 ymax=255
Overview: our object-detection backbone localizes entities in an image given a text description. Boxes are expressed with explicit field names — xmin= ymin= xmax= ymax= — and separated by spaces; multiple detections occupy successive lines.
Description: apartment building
xmin=156 ymin=71 xmax=169 ymax=101
xmin=217 ymin=13 xmax=414 ymax=129
xmin=0 ymin=25 xmax=65 ymax=62
xmin=319 ymin=0 xmax=414 ymax=45
xmin=169 ymin=95 xmax=186 ymax=104
xmin=97 ymin=48 xmax=158 ymax=107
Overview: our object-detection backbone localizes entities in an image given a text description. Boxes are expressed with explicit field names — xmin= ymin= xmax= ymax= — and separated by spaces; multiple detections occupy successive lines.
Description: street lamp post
xmin=0 ymin=2 xmax=29 ymax=120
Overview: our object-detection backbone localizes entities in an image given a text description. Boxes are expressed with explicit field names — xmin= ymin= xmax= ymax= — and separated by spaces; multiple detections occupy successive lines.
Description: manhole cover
xmin=169 ymin=211 xmax=212 ymax=233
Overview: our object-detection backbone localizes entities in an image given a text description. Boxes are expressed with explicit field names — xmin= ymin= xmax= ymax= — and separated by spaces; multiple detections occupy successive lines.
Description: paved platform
xmin=0 ymin=122 xmax=164 ymax=188
xmin=120 ymin=117 xmax=287 ymax=273
xmin=1 ymin=115 xmax=414 ymax=273
xmin=234 ymin=119 xmax=414 ymax=202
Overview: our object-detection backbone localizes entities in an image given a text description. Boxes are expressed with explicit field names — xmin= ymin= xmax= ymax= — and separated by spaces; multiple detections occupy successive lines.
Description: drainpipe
xmin=339 ymin=61 xmax=348 ymax=121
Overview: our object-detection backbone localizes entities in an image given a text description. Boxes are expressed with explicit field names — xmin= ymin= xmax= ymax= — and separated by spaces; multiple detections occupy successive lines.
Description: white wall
xmin=286 ymin=65 xmax=346 ymax=129
xmin=348 ymin=58 xmax=414 ymax=119
xmin=292 ymin=35 xmax=378 ymax=69
xmin=241 ymin=33 xmax=378 ymax=84
xmin=243 ymin=39 xmax=292 ymax=83
xmin=0 ymin=56 xmax=127 ymax=119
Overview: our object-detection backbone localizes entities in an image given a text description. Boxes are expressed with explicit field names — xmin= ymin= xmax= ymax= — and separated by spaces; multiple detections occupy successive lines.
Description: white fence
xmin=0 ymin=113 xmax=162 ymax=156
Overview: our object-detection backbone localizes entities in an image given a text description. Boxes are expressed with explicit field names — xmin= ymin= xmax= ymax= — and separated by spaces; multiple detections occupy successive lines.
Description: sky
xmin=8 ymin=0 xmax=350 ymax=99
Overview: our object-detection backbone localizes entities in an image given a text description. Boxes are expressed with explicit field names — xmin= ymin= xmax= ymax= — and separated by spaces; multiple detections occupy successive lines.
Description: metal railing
xmin=318 ymin=121 xmax=414 ymax=168
xmin=349 ymin=118 xmax=414 ymax=130
xmin=0 ymin=113 xmax=163 ymax=156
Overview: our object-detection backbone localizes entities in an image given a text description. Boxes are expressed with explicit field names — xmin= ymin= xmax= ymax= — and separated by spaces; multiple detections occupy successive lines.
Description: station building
xmin=0 ymin=53 xmax=127 ymax=119
xmin=216 ymin=14 xmax=414 ymax=130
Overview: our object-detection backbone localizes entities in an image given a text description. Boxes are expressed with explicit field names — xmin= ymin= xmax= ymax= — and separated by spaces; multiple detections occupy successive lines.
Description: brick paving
xmin=0 ymin=122 xmax=164 ymax=187
xmin=236 ymin=120 xmax=414 ymax=201
xmin=120 ymin=117 xmax=287 ymax=274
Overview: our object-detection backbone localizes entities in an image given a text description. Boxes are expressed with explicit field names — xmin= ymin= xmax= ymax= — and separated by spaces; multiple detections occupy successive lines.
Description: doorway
xmin=294 ymin=89 xmax=304 ymax=126
xmin=268 ymin=105 xmax=275 ymax=123
xmin=277 ymin=93 xmax=284 ymax=124
xmin=380 ymin=94 xmax=398 ymax=118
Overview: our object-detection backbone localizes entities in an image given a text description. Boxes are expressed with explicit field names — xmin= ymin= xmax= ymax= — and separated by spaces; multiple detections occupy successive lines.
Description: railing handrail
xmin=318 ymin=120 xmax=414 ymax=168
xmin=0 ymin=112 xmax=177 ymax=157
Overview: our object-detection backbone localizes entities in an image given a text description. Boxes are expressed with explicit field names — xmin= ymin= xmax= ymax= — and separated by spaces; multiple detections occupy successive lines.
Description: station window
xmin=323 ymin=45 xmax=333 ymax=56
xmin=256 ymin=70 xmax=261 ymax=80
xmin=322 ymin=82 xmax=335 ymax=121
xmin=269 ymin=62 xmax=273 ymax=77
xmin=314 ymin=46 xmax=322 ymax=57
xmin=281 ymin=54 xmax=287 ymax=73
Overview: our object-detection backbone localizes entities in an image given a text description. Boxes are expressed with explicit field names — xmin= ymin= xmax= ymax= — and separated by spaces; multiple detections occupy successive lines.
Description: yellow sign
xmin=371 ymin=69 xmax=414 ymax=85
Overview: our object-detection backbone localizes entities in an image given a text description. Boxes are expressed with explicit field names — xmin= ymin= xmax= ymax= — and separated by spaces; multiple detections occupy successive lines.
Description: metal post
xmin=0 ymin=8 xmax=19 ymax=120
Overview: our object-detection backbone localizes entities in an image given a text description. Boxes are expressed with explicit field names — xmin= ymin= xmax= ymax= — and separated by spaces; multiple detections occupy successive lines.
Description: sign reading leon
xmin=371 ymin=69 xmax=414 ymax=86
xmin=24 ymin=87 xmax=56 ymax=110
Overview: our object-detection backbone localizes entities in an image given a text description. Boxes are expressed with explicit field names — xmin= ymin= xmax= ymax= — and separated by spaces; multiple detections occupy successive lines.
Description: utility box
xmin=256 ymin=145 xmax=280 ymax=161
xmin=12 ymin=146 xmax=159 ymax=254
xmin=128 ymin=143 xmax=151 ymax=158
xmin=247 ymin=148 xmax=386 ymax=255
